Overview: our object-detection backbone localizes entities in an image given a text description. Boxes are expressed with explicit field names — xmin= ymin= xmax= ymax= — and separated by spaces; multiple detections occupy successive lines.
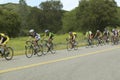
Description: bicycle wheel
xmin=42 ymin=44 xmax=49 ymax=55
xmin=50 ymin=43 xmax=56 ymax=54
xmin=25 ymin=45 xmax=33 ymax=58
xmin=36 ymin=44 xmax=43 ymax=56
xmin=4 ymin=47 xmax=14 ymax=60
xmin=74 ymin=42 xmax=78 ymax=50
xmin=67 ymin=42 xmax=72 ymax=51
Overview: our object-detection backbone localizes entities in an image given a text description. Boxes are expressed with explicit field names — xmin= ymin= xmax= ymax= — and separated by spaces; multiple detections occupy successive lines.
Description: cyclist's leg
xmin=1 ymin=41 xmax=7 ymax=56
xmin=33 ymin=40 xmax=39 ymax=54
xmin=69 ymin=39 xmax=73 ymax=48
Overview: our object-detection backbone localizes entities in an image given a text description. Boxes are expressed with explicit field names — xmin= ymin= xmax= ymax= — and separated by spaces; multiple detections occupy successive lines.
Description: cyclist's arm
xmin=94 ymin=33 xmax=97 ymax=38
xmin=27 ymin=36 xmax=33 ymax=41
xmin=73 ymin=35 xmax=76 ymax=40
xmin=48 ymin=33 xmax=52 ymax=39
xmin=0 ymin=37 xmax=3 ymax=44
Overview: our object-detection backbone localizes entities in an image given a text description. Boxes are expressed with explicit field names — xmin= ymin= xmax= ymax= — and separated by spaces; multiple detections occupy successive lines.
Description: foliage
xmin=0 ymin=8 xmax=21 ymax=37
xmin=62 ymin=9 xmax=78 ymax=32
xmin=39 ymin=0 xmax=63 ymax=33
xmin=0 ymin=0 xmax=120 ymax=37
xmin=76 ymin=0 xmax=118 ymax=32
xmin=18 ymin=0 xmax=30 ymax=35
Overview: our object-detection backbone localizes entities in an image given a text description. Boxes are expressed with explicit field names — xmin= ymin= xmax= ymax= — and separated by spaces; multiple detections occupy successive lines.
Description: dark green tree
xmin=39 ymin=0 xmax=63 ymax=33
xmin=76 ymin=0 xmax=118 ymax=32
xmin=27 ymin=7 xmax=43 ymax=32
xmin=62 ymin=9 xmax=78 ymax=32
xmin=19 ymin=0 xmax=29 ymax=35
xmin=0 ymin=9 xmax=21 ymax=37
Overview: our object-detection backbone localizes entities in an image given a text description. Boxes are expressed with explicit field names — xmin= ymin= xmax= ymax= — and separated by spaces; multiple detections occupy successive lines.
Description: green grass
xmin=7 ymin=32 xmax=86 ymax=56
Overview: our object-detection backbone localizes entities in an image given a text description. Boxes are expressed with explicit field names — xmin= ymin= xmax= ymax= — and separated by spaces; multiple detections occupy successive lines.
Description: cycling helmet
xmin=45 ymin=29 xmax=49 ymax=33
xmin=29 ymin=29 xmax=34 ymax=33
xmin=88 ymin=31 xmax=92 ymax=34
xmin=97 ymin=30 xmax=100 ymax=32
xmin=69 ymin=32 xmax=72 ymax=34
xmin=112 ymin=29 xmax=115 ymax=32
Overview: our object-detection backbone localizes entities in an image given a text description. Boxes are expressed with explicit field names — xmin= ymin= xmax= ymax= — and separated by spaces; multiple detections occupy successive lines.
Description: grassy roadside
xmin=7 ymin=32 xmax=86 ymax=56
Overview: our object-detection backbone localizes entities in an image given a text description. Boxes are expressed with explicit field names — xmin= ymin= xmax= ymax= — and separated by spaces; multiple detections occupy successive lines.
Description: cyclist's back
xmin=94 ymin=30 xmax=102 ymax=39
xmin=0 ymin=33 xmax=9 ymax=46
xmin=86 ymin=31 xmax=93 ymax=39
xmin=69 ymin=32 xmax=77 ymax=40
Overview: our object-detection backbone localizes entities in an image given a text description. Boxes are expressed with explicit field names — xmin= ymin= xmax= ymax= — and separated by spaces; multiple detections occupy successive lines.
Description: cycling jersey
xmin=29 ymin=32 xmax=40 ymax=41
xmin=69 ymin=32 xmax=77 ymax=40
xmin=0 ymin=33 xmax=9 ymax=45
xmin=86 ymin=31 xmax=93 ymax=39
xmin=95 ymin=32 xmax=102 ymax=38
xmin=112 ymin=30 xmax=119 ymax=37
xmin=44 ymin=32 xmax=54 ymax=39
xmin=103 ymin=30 xmax=110 ymax=36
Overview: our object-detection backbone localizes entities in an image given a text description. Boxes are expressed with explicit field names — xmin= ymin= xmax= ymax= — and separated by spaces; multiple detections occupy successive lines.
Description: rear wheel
xmin=42 ymin=44 xmax=48 ymax=55
xmin=25 ymin=45 xmax=33 ymax=58
xmin=4 ymin=47 xmax=14 ymax=60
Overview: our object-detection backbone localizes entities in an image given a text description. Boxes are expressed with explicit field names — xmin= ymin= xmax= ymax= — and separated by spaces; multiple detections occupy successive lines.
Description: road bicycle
xmin=42 ymin=40 xmax=56 ymax=55
xmin=25 ymin=41 xmax=43 ymax=58
xmin=111 ymin=36 xmax=119 ymax=45
xmin=66 ymin=38 xmax=78 ymax=51
xmin=95 ymin=37 xmax=104 ymax=46
xmin=0 ymin=45 xmax=14 ymax=60
xmin=86 ymin=38 xmax=94 ymax=48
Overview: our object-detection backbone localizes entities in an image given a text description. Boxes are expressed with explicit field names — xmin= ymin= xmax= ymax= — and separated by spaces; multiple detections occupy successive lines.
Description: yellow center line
xmin=0 ymin=46 xmax=120 ymax=74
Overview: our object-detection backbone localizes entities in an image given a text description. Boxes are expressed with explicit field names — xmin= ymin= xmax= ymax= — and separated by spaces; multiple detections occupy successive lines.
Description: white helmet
xmin=29 ymin=29 xmax=34 ymax=33
xmin=88 ymin=31 xmax=92 ymax=34
xmin=97 ymin=30 xmax=100 ymax=32
xmin=45 ymin=29 xmax=49 ymax=33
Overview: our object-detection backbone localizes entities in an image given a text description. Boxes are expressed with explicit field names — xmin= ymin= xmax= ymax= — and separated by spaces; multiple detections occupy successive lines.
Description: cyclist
xmin=28 ymin=29 xmax=40 ymax=50
xmin=94 ymin=30 xmax=103 ymax=44
xmin=68 ymin=32 xmax=77 ymax=48
xmin=86 ymin=31 xmax=94 ymax=40
xmin=103 ymin=28 xmax=110 ymax=43
xmin=85 ymin=31 xmax=94 ymax=46
xmin=111 ymin=28 xmax=119 ymax=44
xmin=0 ymin=33 xmax=10 ymax=56
xmin=43 ymin=30 xmax=54 ymax=47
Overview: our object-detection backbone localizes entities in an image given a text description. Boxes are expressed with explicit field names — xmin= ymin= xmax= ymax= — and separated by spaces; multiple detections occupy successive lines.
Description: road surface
xmin=0 ymin=44 xmax=120 ymax=80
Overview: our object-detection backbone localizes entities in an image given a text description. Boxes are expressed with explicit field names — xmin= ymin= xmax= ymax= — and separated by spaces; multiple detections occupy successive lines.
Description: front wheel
xmin=50 ymin=43 xmax=56 ymax=54
xmin=67 ymin=42 xmax=72 ymax=51
xmin=36 ymin=44 xmax=43 ymax=56
xmin=4 ymin=47 xmax=14 ymax=60
xmin=25 ymin=45 xmax=33 ymax=58
xmin=74 ymin=42 xmax=78 ymax=50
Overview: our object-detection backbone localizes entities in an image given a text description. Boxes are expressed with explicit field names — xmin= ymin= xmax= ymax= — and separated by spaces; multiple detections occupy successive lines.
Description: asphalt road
xmin=0 ymin=44 xmax=120 ymax=80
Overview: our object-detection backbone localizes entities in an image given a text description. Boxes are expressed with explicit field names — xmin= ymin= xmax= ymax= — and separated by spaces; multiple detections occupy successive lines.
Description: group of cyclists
xmin=27 ymin=29 xmax=55 ymax=53
xmin=86 ymin=28 xmax=120 ymax=46
xmin=0 ymin=28 xmax=120 ymax=58
xmin=0 ymin=29 xmax=54 ymax=57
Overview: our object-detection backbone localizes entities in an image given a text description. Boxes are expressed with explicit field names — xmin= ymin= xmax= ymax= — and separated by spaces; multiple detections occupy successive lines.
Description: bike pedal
xmin=34 ymin=53 xmax=37 ymax=55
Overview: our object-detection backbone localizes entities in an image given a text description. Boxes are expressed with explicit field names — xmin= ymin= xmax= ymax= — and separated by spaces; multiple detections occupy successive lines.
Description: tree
xmin=39 ymin=0 xmax=63 ymax=33
xmin=27 ymin=7 xmax=43 ymax=32
xmin=18 ymin=0 xmax=29 ymax=35
xmin=76 ymin=0 xmax=118 ymax=32
xmin=0 ymin=9 xmax=21 ymax=37
xmin=62 ymin=9 xmax=78 ymax=32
